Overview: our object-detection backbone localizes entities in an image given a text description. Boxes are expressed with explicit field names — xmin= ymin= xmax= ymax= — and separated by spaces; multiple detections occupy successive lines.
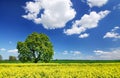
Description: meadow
xmin=0 ymin=63 xmax=120 ymax=78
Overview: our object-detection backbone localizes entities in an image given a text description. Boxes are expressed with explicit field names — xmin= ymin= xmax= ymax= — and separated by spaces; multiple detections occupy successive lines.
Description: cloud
xmin=62 ymin=51 xmax=68 ymax=55
xmin=22 ymin=0 xmax=76 ymax=29
xmin=87 ymin=0 xmax=108 ymax=8
xmin=62 ymin=50 xmax=81 ymax=56
xmin=93 ymin=48 xmax=120 ymax=60
xmin=0 ymin=48 xmax=18 ymax=53
xmin=103 ymin=32 xmax=120 ymax=39
xmin=70 ymin=51 xmax=81 ymax=56
xmin=103 ymin=26 xmax=120 ymax=39
xmin=94 ymin=50 xmax=109 ymax=55
xmin=79 ymin=33 xmax=89 ymax=38
xmin=0 ymin=48 xmax=6 ymax=52
xmin=111 ymin=26 xmax=120 ymax=32
xmin=7 ymin=49 xmax=18 ymax=53
xmin=113 ymin=4 xmax=120 ymax=10
xmin=64 ymin=10 xmax=110 ymax=37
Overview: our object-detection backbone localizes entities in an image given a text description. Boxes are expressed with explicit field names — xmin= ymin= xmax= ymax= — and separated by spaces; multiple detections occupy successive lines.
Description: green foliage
xmin=17 ymin=32 xmax=54 ymax=63
xmin=9 ymin=56 xmax=17 ymax=61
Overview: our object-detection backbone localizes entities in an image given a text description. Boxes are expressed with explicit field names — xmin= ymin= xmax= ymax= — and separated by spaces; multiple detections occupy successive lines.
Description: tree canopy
xmin=17 ymin=32 xmax=54 ymax=63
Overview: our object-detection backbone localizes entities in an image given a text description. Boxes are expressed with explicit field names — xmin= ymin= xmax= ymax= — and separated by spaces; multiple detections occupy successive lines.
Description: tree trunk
xmin=34 ymin=59 xmax=38 ymax=63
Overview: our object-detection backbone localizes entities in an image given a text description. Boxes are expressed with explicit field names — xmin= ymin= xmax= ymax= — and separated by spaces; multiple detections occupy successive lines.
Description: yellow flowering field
xmin=0 ymin=63 xmax=120 ymax=78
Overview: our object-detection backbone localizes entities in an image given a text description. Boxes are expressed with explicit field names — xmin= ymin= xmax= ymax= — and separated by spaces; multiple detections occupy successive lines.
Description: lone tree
xmin=17 ymin=32 xmax=54 ymax=63
xmin=9 ymin=56 xmax=16 ymax=61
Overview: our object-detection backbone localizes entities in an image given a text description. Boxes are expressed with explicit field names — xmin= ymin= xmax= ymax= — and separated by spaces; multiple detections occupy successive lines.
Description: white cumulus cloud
xmin=0 ymin=48 xmax=6 ymax=52
xmin=22 ymin=0 xmax=76 ymax=29
xmin=94 ymin=50 xmax=109 ymax=55
xmin=64 ymin=10 xmax=110 ymax=37
xmin=94 ymin=48 xmax=120 ymax=60
xmin=70 ymin=51 xmax=81 ymax=56
xmin=103 ymin=26 xmax=120 ymax=39
xmin=79 ymin=33 xmax=89 ymax=38
xmin=62 ymin=50 xmax=81 ymax=56
xmin=111 ymin=26 xmax=120 ymax=32
xmin=7 ymin=49 xmax=18 ymax=53
xmin=87 ymin=0 xmax=108 ymax=8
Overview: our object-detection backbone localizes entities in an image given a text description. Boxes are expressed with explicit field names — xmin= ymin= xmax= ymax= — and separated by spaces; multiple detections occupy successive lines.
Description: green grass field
xmin=50 ymin=60 xmax=120 ymax=63
xmin=0 ymin=60 xmax=120 ymax=63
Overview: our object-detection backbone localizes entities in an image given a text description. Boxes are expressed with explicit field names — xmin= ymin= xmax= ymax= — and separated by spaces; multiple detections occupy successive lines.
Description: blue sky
xmin=0 ymin=0 xmax=120 ymax=60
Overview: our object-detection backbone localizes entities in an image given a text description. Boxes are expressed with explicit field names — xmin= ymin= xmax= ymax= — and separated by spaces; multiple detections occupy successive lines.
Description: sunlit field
xmin=0 ymin=63 xmax=120 ymax=78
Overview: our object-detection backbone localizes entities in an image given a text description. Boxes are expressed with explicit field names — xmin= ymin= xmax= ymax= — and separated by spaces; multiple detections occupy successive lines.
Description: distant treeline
xmin=0 ymin=60 xmax=120 ymax=63
xmin=50 ymin=60 xmax=120 ymax=63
